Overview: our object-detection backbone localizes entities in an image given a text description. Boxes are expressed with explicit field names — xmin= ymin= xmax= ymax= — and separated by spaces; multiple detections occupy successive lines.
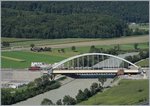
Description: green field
xmin=1 ymin=51 xmax=66 ymax=68
xmin=79 ymin=79 xmax=149 ymax=105
xmin=1 ymin=56 xmax=25 ymax=62
xmin=1 ymin=42 xmax=149 ymax=68
xmin=136 ymin=58 xmax=149 ymax=67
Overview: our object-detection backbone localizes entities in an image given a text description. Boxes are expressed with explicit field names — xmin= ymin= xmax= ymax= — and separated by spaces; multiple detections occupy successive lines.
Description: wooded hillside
xmin=1 ymin=1 xmax=149 ymax=39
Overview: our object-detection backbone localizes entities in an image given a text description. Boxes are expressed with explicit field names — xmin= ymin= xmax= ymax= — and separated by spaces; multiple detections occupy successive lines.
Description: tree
xmin=30 ymin=44 xmax=35 ymax=48
xmin=134 ymin=43 xmax=138 ymax=50
xmin=41 ymin=98 xmax=53 ymax=105
xmin=58 ymin=49 xmax=61 ymax=53
xmin=2 ymin=41 xmax=10 ymax=47
xmin=114 ymin=44 xmax=120 ymax=51
xmin=41 ymin=75 xmax=50 ymax=85
xmin=27 ymin=81 xmax=35 ymax=88
xmin=132 ymin=55 xmax=140 ymax=63
xmin=89 ymin=45 xmax=96 ymax=53
xmin=90 ymin=82 xmax=99 ymax=95
xmin=48 ymin=47 xmax=52 ymax=52
xmin=61 ymin=48 xmax=65 ymax=53
xmin=83 ymin=88 xmax=91 ymax=98
xmin=63 ymin=95 xmax=76 ymax=105
xmin=107 ymin=48 xmax=118 ymax=55
xmin=56 ymin=99 xmax=62 ymax=105
xmin=34 ymin=78 xmax=42 ymax=87
xmin=139 ymin=50 xmax=148 ymax=59
xmin=1 ymin=89 xmax=12 ymax=105
xmin=125 ymin=56 xmax=133 ymax=62
xmin=71 ymin=46 xmax=76 ymax=52
xmin=98 ymin=77 xmax=107 ymax=87
xmin=76 ymin=90 xmax=87 ymax=103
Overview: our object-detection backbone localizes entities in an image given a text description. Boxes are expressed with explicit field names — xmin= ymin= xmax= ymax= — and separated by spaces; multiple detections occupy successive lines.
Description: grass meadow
xmin=79 ymin=79 xmax=149 ymax=105
xmin=135 ymin=58 xmax=149 ymax=67
xmin=1 ymin=42 xmax=149 ymax=68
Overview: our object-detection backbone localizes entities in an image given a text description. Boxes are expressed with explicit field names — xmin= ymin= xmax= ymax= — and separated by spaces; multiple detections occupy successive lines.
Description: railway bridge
xmin=48 ymin=53 xmax=142 ymax=76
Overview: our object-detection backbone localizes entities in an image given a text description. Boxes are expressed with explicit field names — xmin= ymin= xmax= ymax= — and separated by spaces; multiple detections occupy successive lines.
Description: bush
xmin=71 ymin=46 xmax=76 ymax=51
xmin=2 ymin=41 xmax=10 ymax=47
xmin=76 ymin=90 xmax=87 ymax=103
xmin=63 ymin=95 xmax=76 ymax=105
xmin=30 ymin=44 xmax=35 ymax=48
xmin=1 ymin=76 xmax=61 ymax=105
xmin=56 ymin=99 xmax=62 ymax=105
xmin=84 ymin=88 xmax=91 ymax=98
xmin=138 ymin=89 xmax=143 ymax=92
xmin=90 ymin=82 xmax=100 ymax=95
xmin=41 ymin=98 xmax=54 ymax=105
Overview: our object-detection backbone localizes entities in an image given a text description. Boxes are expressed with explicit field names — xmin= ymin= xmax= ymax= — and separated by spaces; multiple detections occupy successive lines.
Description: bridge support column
xmin=88 ymin=55 xmax=90 ymax=69
xmin=102 ymin=55 xmax=104 ymax=68
xmin=92 ymin=55 xmax=94 ymax=70
xmin=97 ymin=55 xmax=99 ymax=69
xmin=82 ymin=56 xmax=84 ymax=69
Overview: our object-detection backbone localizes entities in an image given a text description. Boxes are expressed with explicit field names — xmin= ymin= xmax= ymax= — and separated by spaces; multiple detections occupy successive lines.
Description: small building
xmin=31 ymin=62 xmax=45 ymax=67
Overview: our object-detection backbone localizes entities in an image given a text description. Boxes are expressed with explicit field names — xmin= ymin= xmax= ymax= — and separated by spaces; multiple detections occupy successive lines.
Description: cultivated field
xmin=79 ymin=79 xmax=149 ymax=105
xmin=1 ymin=51 xmax=66 ymax=68
xmin=1 ymin=42 xmax=149 ymax=68
xmin=2 ymin=35 xmax=149 ymax=49
xmin=1 ymin=56 xmax=25 ymax=62
xmin=44 ymin=35 xmax=149 ymax=49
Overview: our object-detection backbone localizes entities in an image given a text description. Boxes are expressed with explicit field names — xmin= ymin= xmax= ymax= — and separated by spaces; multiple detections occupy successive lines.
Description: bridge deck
xmin=53 ymin=69 xmax=139 ymax=74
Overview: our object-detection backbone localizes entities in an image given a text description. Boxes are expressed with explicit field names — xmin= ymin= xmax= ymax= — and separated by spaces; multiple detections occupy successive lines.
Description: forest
xmin=1 ymin=1 xmax=149 ymax=39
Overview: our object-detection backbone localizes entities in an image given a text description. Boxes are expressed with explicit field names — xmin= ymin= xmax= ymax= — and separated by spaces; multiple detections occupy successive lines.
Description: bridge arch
xmin=52 ymin=53 xmax=139 ymax=69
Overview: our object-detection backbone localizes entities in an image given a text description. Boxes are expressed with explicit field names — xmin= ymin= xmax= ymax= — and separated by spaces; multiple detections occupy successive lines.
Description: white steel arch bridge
xmin=48 ymin=53 xmax=141 ymax=75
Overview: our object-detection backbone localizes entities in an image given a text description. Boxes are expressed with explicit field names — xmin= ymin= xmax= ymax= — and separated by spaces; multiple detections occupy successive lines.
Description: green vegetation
xmin=1 ymin=75 xmax=61 ymax=105
xmin=41 ymin=98 xmax=54 ymax=105
xmin=1 ymin=51 xmax=66 ymax=68
xmin=123 ymin=49 xmax=149 ymax=67
xmin=1 ymin=56 xmax=25 ymax=62
xmin=63 ymin=95 xmax=77 ymax=105
xmin=2 ymin=9 xmax=129 ymax=39
xmin=41 ymin=81 xmax=103 ymax=105
xmin=1 ymin=35 xmax=148 ymax=49
xmin=2 ymin=1 xmax=148 ymax=39
xmin=1 ymin=41 xmax=10 ymax=47
xmin=56 ymin=99 xmax=63 ymax=105
xmin=129 ymin=23 xmax=149 ymax=31
xmin=79 ymin=79 xmax=149 ymax=105
xmin=136 ymin=58 xmax=149 ymax=67
xmin=1 ymin=42 xmax=149 ymax=68
xmin=128 ymin=23 xmax=149 ymax=35
xmin=2 ymin=1 xmax=148 ymax=23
